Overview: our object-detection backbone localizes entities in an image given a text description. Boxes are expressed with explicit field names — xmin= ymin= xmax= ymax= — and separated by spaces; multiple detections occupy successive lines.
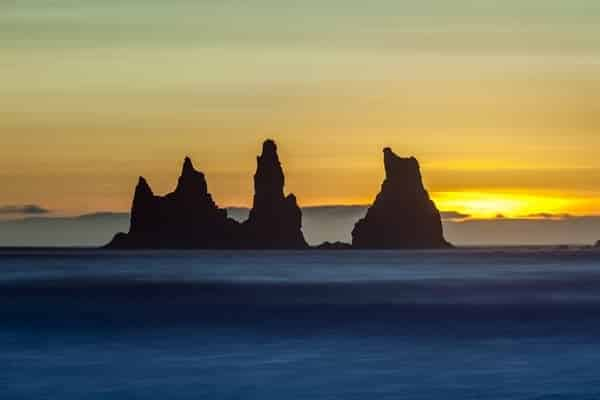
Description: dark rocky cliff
xmin=106 ymin=140 xmax=307 ymax=249
xmin=242 ymin=140 xmax=308 ymax=249
xmin=107 ymin=157 xmax=239 ymax=249
xmin=106 ymin=142 xmax=451 ymax=250
xmin=352 ymin=148 xmax=451 ymax=249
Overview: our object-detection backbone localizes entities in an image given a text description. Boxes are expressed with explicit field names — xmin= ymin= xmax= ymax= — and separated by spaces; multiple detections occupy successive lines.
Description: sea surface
xmin=1 ymin=248 xmax=600 ymax=399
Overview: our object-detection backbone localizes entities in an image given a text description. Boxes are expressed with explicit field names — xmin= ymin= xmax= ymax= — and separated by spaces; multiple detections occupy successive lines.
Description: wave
xmin=4 ymin=278 xmax=600 ymax=331
xmin=2 ymin=249 xmax=600 ymax=333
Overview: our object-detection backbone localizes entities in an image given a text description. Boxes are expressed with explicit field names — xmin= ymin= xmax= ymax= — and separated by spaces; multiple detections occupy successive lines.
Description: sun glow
xmin=433 ymin=192 xmax=574 ymax=219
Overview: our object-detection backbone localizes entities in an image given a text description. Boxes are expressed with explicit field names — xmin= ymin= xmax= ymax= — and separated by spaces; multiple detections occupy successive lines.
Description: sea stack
xmin=242 ymin=140 xmax=308 ymax=249
xmin=352 ymin=148 xmax=451 ymax=249
xmin=107 ymin=157 xmax=239 ymax=248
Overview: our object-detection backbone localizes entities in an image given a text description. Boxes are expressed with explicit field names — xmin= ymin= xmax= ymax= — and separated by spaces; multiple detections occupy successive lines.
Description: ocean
xmin=1 ymin=249 xmax=600 ymax=399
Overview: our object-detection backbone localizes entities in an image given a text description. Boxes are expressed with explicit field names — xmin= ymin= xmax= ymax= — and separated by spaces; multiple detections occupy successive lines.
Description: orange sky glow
xmin=1 ymin=1 xmax=599 ymax=220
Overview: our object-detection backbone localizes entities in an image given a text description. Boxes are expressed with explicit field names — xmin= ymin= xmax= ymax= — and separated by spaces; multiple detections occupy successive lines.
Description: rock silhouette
xmin=107 ymin=142 xmax=452 ymax=250
xmin=107 ymin=157 xmax=239 ymax=249
xmin=242 ymin=140 xmax=308 ymax=249
xmin=352 ymin=148 xmax=451 ymax=249
xmin=316 ymin=241 xmax=352 ymax=250
xmin=107 ymin=140 xmax=307 ymax=249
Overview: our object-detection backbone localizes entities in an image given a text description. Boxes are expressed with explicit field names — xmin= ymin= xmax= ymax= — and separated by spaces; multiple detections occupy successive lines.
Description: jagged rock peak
xmin=175 ymin=156 xmax=207 ymax=195
xmin=383 ymin=147 xmax=423 ymax=190
xmin=135 ymin=176 xmax=154 ymax=197
xmin=182 ymin=156 xmax=195 ymax=174
xmin=260 ymin=139 xmax=279 ymax=162
xmin=130 ymin=176 xmax=158 ymax=236
xmin=106 ymin=140 xmax=308 ymax=249
xmin=286 ymin=193 xmax=297 ymax=202
xmin=351 ymin=147 xmax=451 ymax=249
xmin=254 ymin=139 xmax=285 ymax=199
xmin=243 ymin=139 xmax=308 ymax=249
xmin=108 ymin=157 xmax=238 ymax=249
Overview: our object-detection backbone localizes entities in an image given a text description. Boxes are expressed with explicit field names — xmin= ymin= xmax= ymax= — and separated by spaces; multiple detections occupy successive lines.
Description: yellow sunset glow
xmin=1 ymin=1 xmax=600 ymax=220
xmin=433 ymin=192 xmax=575 ymax=219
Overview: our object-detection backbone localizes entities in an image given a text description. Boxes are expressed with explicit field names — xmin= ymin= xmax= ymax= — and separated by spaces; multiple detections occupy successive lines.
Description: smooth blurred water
xmin=1 ymin=248 xmax=600 ymax=399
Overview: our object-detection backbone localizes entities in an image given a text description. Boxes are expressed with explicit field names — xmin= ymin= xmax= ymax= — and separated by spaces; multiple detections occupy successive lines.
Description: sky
xmin=2 ymin=0 xmax=600 ymax=224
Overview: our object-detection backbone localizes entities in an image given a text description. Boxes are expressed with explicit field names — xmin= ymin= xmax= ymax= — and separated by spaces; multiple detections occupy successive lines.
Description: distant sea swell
xmin=3 ymin=249 xmax=600 ymax=334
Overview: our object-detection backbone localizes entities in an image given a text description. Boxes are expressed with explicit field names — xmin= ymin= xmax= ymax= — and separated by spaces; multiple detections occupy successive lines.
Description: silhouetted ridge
xmin=175 ymin=157 xmax=208 ymax=196
xmin=242 ymin=140 xmax=308 ymax=249
xmin=106 ymin=142 xmax=451 ymax=250
xmin=107 ymin=157 xmax=238 ymax=249
xmin=106 ymin=140 xmax=307 ymax=249
xmin=129 ymin=176 xmax=157 ymax=235
xmin=352 ymin=148 xmax=451 ymax=249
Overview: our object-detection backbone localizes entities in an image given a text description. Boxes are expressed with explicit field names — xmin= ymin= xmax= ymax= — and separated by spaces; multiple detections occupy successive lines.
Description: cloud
xmin=524 ymin=213 xmax=573 ymax=220
xmin=0 ymin=204 xmax=50 ymax=215
xmin=227 ymin=206 xmax=470 ymax=224
xmin=440 ymin=211 xmax=471 ymax=220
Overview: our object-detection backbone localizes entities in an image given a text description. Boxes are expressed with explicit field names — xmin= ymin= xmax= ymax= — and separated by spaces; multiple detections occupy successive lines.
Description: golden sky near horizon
xmin=1 ymin=0 xmax=600 ymax=219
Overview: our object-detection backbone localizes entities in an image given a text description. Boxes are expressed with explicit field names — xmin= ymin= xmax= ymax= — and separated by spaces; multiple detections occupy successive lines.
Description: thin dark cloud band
xmin=0 ymin=204 xmax=50 ymax=215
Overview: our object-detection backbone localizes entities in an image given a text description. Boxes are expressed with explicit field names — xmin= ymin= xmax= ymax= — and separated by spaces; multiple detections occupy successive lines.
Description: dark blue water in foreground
xmin=2 ymin=249 xmax=600 ymax=399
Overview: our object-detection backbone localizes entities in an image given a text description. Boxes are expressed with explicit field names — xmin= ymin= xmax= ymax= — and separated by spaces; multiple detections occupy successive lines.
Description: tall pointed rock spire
xmin=243 ymin=139 xmax=308 ymax=249
xmin=130 ymin=176 xmax=157 ymax=235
